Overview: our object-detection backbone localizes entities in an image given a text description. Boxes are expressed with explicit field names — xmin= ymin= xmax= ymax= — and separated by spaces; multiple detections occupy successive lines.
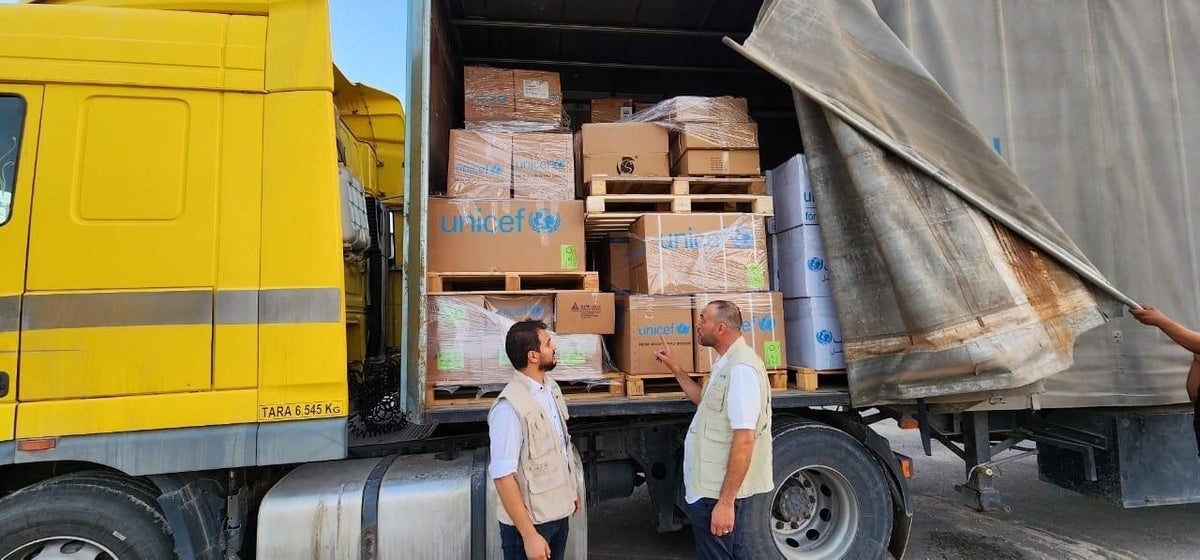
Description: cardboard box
xmin=773 ymin=225 xmax=831 ymax=297
xmin=692 ymin=292 xmax=787 ymax=372
xmin=590 ymin=98 xmax=634 ymax=123
xmin=671 ymin=123 xmax=759 ymax=154
xmin=483 ymin=294 xmax=555 ymax=328
xmin=673 ymin=149 xmax=761 ymax=176
xmin=512 ymin=132 xmax=575 ymax=200
xmin=447 ymin=129 xmax=512 ymax=199
xmin=428 ymin=198 xmax=586 ymax=273
xmin=634 ymin=102 xmax=657 ymax=114
xmin=770 ymin=154 xmax=817 ymax=230
xmin=785 ymin=297 xmax=844 ymax=370
xmin=513 ymin=69 xmax=563 ymax=125
xmin=579 ymin=123 xmax=670 ymax=182
xmin=630 ymin=213 xmax=769 ymax=295
xmin=429 ymin=295 xmax=604 ymax=385
xmin=464 ymin=67 xmax=515 ymax=124
xmin=605 ymin=233 xmax=632 ymax=293
xmin=555 ymin=291 xmax=615 ymax=335
xmin=660 ymin=96 xmax=749 ymax=123
xmin=614 ymin=295 xmax=694 ymax=374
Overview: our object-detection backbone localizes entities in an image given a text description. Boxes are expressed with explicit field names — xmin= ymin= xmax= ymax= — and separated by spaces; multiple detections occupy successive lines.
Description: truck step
xmin=427 ymin=271 xmax=600 ymax=293
xmin=584 ymin=194 xmax=773 ymax=238
xmin=426 ymin=373 xmax=623 ymax=408
xmin=586 ymin=175 xmax=767 ymax=197
xmin=789 ymin=367 xmax=848 ymax=391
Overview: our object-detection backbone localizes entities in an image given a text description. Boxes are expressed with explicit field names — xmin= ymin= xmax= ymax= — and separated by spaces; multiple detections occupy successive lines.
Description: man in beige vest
xmin=655 ymin=300 xmax=773 ymax=559
xmin=488 ymin=320 xmax=581 ymax=560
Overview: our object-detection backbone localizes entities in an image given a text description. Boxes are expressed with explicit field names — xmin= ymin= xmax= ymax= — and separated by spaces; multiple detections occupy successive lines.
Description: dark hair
xmin=505 ymin=320 xmax=548 ymax=370
xmin=708 ymin=300 xmax=743 ymax=331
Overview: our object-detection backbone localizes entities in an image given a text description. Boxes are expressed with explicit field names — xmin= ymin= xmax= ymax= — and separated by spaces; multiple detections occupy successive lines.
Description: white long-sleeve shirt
xmin=487 ymin=374 xmax=571 ymax=479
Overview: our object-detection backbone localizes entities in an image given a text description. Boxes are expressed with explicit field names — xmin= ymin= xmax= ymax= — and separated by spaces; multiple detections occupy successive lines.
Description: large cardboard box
xmin=605 ymin=233 xmax=632 ymax=293
xmin=660 ymin=96 xmax=749 ymax=123
xmin=512 ymin=132 xmax=575 ymax=200
xmin=513 ymin=69 xmax=563 ymax=125
xmin=614 ymin=295 xmax=694 ymax=374
xmin=464 ymin=67 xmax=516 ymax=124
xmin=773 ymin=225 xmax=831 ymax=297
xmin=630 ymin=213 xmax=769 ymax=295
xmin=579 ymin=123 xmax=670 ymax=182
xmin=671 ymin=123 xmax=759 ymax=154
xmin=486 ymin=333 xmax=604 ymax=379
xmin=590 ymin=98 xmax=634 ymax=123
xmin=555 ymin=291 xmax=615 ymax=335
xmin=673 ymin=149 xmax=761 ymax=176
xmin=483 ymin=294 xmax=556 ymax=328
xmin=447 ymin=129 xmax=512 ymax=199
xmin=770 ymin=154 xmax=818 ymax=231
xmin=428 ymin=198 xmax=586 ymax=273
xmin=785 ymin=297 xmax=844 ymax=370
xmin=692 ymin=292 xmax=787 ymax=372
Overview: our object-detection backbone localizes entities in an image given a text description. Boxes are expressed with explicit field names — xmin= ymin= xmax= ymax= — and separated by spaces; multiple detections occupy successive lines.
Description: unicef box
xmin=427 ymin=198 xmax=586 ymax=273
xmin=784 ymin=297 xmax=845 ymax=371
xmin=692 ymin=292 xmax=786 ymax=373
xmin=629 ymin=213 xmax=769 ymax=295
xmin=773 ymin=224 xmax=830 ymax=298
xmin=614 ymin=295 xmax=695 ymax=375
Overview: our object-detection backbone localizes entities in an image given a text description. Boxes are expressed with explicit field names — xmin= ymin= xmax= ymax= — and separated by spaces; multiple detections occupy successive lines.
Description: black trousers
xmin=499 ymin=517 xmax=569 ymax=560
xmin=687 ymin=497 xmax=749 ymax=560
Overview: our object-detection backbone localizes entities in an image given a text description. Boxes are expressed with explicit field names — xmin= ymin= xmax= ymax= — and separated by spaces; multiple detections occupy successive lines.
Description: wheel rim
xmin=2 ymin=537 xmax=118 ymax=560
xmin=770 ymin=465 xmax=860 ymax=559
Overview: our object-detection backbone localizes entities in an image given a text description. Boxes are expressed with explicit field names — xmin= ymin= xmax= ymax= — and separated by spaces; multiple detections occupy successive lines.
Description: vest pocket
xmin=525 ymin=458 xmax=568 ymax=494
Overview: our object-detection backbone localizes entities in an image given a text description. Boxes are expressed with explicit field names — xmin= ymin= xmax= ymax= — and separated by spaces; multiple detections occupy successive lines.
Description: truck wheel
xmin=0 ymin=471 xmax=175 ymax=560
xmin=742 ymin=418 xmax=892 ymax=560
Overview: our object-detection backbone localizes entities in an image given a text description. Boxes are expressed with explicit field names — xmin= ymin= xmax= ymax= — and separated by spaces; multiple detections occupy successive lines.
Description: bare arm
xmin=718 ymin=430 xmax=756 ymax=504
xmin=1131 ymin=305 xmax=1200 ymax=354
xmin=654 ymin=335 xmax=703 ymax=405
xmin=1188 ymin=355 xmax=1200 ymax=403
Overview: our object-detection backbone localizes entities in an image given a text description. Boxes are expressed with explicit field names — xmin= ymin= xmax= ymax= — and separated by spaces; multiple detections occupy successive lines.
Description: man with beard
xmin=655 ymin=301 xmax=773 ymax=560
xmin=488 ymin=320 xmax=581 ymax=560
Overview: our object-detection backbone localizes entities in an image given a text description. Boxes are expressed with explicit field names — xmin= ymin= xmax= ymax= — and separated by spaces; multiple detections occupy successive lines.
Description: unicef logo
xmin=489 ymin=165 xmax=503 ymax=175
xmin=677 ymin=323 xmax=691 ymax=335
xmin=807 ymin=257 xmax=825 ymax=272
xmin=729 ymin=227 xmax=755 ymax=249
xmin=529 ymin=210 xmax=562 ymax=234
xmin=552 ymin=159 xmax=567 ymax=170
xmin=529 ymin=304 xmax=544 ymax=317
xmin=758 ymin=316 xmax=775 ymax=332
xmin=816 ymin=329 xmax=835 ymax=345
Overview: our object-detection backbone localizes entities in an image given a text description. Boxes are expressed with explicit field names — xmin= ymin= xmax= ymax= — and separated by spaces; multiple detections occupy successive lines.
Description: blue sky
xmin=1 ymin=0 xmax=410 ymax=109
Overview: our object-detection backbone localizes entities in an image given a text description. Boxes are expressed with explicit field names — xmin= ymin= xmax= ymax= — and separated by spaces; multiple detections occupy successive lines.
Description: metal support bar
xmin=450 ymin=18 xmax=748 ymax=40
xmin=955 ymin=411 xmax=1005 ymax=512
xmin=916 ymin=399 xmax=932 ymax=456
xmin=988 ymin=436 xmax=1026 ymax=456
xmin=461 ymin=57 xmax=759 ymax=75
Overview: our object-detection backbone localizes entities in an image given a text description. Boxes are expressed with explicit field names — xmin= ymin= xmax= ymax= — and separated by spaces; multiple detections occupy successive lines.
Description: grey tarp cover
xmin=734 ymin=0 xmax=1161 ymax=407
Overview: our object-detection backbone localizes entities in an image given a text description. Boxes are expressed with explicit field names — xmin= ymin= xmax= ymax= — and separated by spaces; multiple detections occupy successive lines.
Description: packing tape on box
xmin=619 ymin=96 xmax=756 ymax=148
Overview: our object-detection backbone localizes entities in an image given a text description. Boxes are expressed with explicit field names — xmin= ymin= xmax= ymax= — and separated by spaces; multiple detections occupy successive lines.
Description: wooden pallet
xmin=587 ymin=175 xmax=767 ymax=196
xmin=789 ymin=367 xmax=848 ymax=391
xmin=624 ymin=373 xmax=705 ymax=399
xmin=427 ymin=271 xmax=599 ymax=293
xmin=698 ymin=370 xmax=789 ymax=391
xmin=427 ymin=373 xmax=624 ymax=408
xmin=584 ymin=194 xmax=773 ymax=238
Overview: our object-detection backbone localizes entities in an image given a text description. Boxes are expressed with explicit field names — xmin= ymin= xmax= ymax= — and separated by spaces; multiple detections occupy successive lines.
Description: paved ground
xmin=587 ymin=420 xmax=1200 ymax=559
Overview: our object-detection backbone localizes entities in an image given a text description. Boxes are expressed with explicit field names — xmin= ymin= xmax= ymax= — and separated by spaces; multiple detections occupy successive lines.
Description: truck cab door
xmin=0 ymin=85 xmax=42 ymax=444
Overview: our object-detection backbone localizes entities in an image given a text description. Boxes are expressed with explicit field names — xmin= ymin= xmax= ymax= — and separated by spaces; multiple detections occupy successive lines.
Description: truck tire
xmin=0 ymin=470 xmax=175 ymax=560
xmin=741 ymin=417 xmax=892 ymax=560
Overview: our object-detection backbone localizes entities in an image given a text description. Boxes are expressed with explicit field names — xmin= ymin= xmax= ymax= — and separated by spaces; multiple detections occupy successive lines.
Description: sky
xmin=0 ymin=0 xmax=410 ymax=109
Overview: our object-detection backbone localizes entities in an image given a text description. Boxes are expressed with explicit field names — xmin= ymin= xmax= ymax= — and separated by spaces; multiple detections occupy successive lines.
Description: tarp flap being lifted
xmin=727 ymin=0 xmax=1126 ymax=406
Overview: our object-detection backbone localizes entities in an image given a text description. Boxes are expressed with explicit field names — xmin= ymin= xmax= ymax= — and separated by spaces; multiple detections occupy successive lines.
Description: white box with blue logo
xmin=773 ymin=224 xmax=830 ymax=297
xmin=785 ymin=297 xmax=844 ymax=371
xmin=768 ymin=153 xmax=817 ymax=233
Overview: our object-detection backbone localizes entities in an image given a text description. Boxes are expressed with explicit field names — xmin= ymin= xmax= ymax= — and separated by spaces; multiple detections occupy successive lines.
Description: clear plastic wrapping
xmin=621 ymin=96 xmax=760 ymax=176
xmin=426 ymin=197 xmax=586 ymax=274
xmin=446 ymin=129 xmax=512 ymax=199
xmin=625 ymin=96 xmax=750 ymax=125
xmin=628 ymin=213 xmax=770 ymax=295
xmin=464 ymin=66 xmax=564 ymax=130
xmin=428 ymin=295 xmax=607 ymax=386
xmin=512 ymin=132 xmax=575 ymax=200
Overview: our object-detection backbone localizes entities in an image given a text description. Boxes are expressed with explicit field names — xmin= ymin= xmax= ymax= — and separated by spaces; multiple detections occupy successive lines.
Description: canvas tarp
xmin=729 ymin=0 xmax=1178 ymax=407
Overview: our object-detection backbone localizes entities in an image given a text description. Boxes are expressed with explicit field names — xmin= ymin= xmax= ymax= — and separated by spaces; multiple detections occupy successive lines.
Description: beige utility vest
xmin=491 ymin=372 xmax=580 ymax=525
xmin=686 ymin=338 xmax=774 ymax=499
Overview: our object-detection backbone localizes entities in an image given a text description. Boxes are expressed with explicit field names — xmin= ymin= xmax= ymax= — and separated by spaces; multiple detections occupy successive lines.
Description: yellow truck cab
xmin=0 ymin=1 xmax=407 ymax=557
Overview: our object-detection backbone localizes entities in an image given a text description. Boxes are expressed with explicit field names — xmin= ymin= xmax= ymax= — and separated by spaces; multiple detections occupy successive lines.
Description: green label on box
xmin=499 ymin=350 xmax=512 ymax=367
xmin=437 ymin=306 xmax=468 ymax=325
xmin=437 ymin=350 xmax=465 ymax=370
xmin=748 ymin=263 xmax=766 ymax=290
xmin=763 ymin=341 xmax=783 ymax=368
xmin=560 ymin=349 xmax=587 ymax=366
xmin=562 ymin=244 xmax=579 ymax=270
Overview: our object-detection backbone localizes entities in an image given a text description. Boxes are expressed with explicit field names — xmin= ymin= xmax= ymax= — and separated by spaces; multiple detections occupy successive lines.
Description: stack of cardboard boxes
xmin=769 ymin=154 xmax=845 ymax=371
xmin=426 ymin=67 xmax=614 ymax=392
xmin=582 ymin=97 xmax=787 ymax=386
